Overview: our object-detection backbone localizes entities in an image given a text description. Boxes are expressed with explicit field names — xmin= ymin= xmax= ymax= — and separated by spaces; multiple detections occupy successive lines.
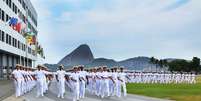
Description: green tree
xmin=155 ymin=59 xmax=159 ymax=72
xmin=150 ymin=57 xmax=156 ymax=71
xmin=168 ymin=59 xmax=189 ymax=73
xmin=190 ymin=57 xmax=200 ymax=74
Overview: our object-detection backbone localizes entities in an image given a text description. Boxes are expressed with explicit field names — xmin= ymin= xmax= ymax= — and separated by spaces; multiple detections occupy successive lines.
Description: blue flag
xmin=8 ymin=17 xmax=18 ymax=26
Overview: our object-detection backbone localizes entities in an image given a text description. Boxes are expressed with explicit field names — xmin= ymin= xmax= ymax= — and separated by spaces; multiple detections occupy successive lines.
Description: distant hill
xmin=86 ymin=58 xmax=117 ymax=67
xmin=118 ymin=57 xmax=153 ymax=70
xmin=44 ymin=44 xmax=181 ymax=71
xmin=54 ymin=44 xmax=155 ymax=70
xmin=58 ymin=44 xmax=94 ymax=66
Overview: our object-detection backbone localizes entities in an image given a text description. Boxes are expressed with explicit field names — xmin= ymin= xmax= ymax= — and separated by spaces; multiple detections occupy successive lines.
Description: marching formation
xmin=11 ymin=64 xmax=197 ymax=101
xmin=11 ymin=64 xmax=129 ymax=101
xmin=11 ymin=64 xmax=53 ymax=97
xmin=56 ymin=65 xmax=129 ymax=101
xmin=126 ymin=72 xmax=196 ymax=84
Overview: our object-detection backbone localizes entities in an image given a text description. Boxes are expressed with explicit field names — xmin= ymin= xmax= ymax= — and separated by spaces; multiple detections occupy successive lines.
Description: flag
xmin=15 ymin=23 xmax=21 ymax=33
xmin=8 ymin=17 xmax=18 ymax=26
xmin=24 ymin=32 xmax=35 ymax=37
xmin=25 ymin=33 xmax=36 ymax=45
xmin=32 ymin=36 xmax=36 ymax=45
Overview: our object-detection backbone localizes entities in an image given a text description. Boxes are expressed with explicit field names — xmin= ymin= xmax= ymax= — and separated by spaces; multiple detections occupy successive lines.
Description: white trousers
xmin=117 ymin=81 xmax=127 ymax=97
xmin=101 ymin=79 xmax=110 ymax=98
xmin=79 ymin=81 xmax=86 ymax=98
xmin=14 ymin=80 xmax=22 ymax=97
xmin=36 ymin=79 xmax=44 ymax=97
xmin=57 ymin=80 xmax=65 ymax=98
xmin=72 ymin=82 xmax=79 ymax=101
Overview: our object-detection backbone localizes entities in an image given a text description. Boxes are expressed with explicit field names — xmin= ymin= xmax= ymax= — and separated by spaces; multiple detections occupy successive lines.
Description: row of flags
xmin=8 ymin=17 xmax=22 ymax=33
xmin=8 ymin=17 xmax=36 ymax=45
xmin=7 ymin=17 xmax=44 ymax=57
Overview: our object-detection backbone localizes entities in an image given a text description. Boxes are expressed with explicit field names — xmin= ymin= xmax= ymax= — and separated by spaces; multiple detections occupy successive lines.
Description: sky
xmin=30 ymin=0 xmax=201 ymax=64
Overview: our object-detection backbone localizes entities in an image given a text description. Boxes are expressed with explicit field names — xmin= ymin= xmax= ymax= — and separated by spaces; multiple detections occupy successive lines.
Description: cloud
xmin=164 ymin=0 xmax=190 ymax=11
xmin=31 ymin=0 xmax=201 ymax=63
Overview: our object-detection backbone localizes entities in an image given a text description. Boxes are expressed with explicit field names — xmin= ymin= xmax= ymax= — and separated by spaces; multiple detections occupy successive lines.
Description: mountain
xmin=51 ymin=44 xmax=180 ymax=71
xmin=58 ymin=44 xmax=94 ymax=66
xmin=86 ymin=58 xmax=117 ymax=67
xmin=56 ymin=44 xmax=154 ymax=70
xmin=118 ymin=56 xmax=153 ymax=70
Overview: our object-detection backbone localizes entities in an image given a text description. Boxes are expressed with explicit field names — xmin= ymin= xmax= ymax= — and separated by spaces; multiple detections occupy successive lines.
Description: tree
xmin=168 ymin=59 xmax=189 ymax=73
xmin=159 ymin=59 xmax=163 ymax=71
xmin=150 ymin=57 xmax=156 ymax=72
xmin=155 ymin=59 xmax=159 ymax=72
xmin=190 ymin=57 xmax=200 ymax=74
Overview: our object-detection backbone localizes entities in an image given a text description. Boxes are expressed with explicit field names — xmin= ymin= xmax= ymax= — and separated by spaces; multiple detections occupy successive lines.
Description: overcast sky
xmin=31 ymin=0 xmax=201 ymax=64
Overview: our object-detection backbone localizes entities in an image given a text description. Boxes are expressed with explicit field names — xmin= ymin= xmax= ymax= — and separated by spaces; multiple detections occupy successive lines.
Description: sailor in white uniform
xmin=70 ymin=67 xmax=80 ymax=101
xmin=117 ymin=68 xmax=129 ymax=97
xmin=78 ymin=66 xmax=87 ymax=99
xmin=33 ymin=65 xmax=47 ymax=97
xmin=101 ymin=67 xmax=110 ymax=98
xmin=95 ymin=67 xmax=102 ymax=97
xmin=11 ymin=64 xmax=23 ymax=97
xmin=56 ymin=65 xmax=66 ymax=99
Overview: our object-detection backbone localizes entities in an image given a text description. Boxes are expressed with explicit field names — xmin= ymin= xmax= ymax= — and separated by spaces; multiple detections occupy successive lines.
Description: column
xmin=0 ymin=53 xmax=2 ymax=78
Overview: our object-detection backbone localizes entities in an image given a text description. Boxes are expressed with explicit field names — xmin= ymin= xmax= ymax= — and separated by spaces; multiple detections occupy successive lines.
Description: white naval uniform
xmin=111 ymin=72 xmax=118 ymax=96
xmin=34 ymin=70 xmax=47 ymax=97
xmin=70 ymin=72 xmax=80 ymax=101
xmin=101 ymin=71 xmax=110 ymax=98
xmin=20 ymin=70 xmax=25 ymax=94
xmin=87 ymin=72 xmax=96 ymax=94
xmin=12 ymin=70 xmax=23 ymax=97
xmin=79 ymin=71 xmax=87 ymax=98
xmin=56 ymin=70 xmax=66 ymax=98
xmin=95 ymin=72 xmax=102 ymax=96
xmin=117 ymin=72 xmax=127 ymax=97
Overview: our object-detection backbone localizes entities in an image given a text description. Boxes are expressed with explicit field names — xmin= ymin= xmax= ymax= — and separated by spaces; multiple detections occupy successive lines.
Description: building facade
xmin=0 ymin=0 xmax=44 ymax=79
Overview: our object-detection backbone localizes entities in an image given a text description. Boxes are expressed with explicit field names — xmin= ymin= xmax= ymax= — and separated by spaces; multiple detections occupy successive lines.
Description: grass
xmin=127 ymin=76 xmax=201 ymax=101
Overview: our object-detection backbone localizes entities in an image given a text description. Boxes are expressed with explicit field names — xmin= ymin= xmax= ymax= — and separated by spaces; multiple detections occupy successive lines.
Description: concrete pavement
xmin=2 ymin=80 xmax=172 ymax=101
xmin=0 ymin=80 xmax=14 ymax=101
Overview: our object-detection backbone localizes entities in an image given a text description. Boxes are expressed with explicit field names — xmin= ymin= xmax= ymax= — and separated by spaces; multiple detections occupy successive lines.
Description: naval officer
xmin=11 ymin=64 xmax=23 ymax=97
xmin=33 ymin=65 xmax=47 ymax=97
xmin=56 ymin=65 xmax=66 ymax=99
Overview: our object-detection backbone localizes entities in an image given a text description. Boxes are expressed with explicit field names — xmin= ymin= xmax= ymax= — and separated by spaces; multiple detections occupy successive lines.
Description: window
xmin=0 ymin=8 xmax=1 ymax=20
xmin=9 ymin=0 xmax=12 ymax=8
xmin=24 ymin=44 xmax=26 ymax=51
xmin=12 ymin=3 xmax=15 ymax=12
xmin=9 ymin=35 xmax=11 ymax=45
xmin=21 ymin=43 xmax=23 ymax=50
xmin=2 ymin=31 xmax=4 ymax=42
xmin=12 ymin=37 xmax=14 ymax=46
xmin=6 ymin=0 xmax=9 ymax=5
xmin=6 ymin=14 xmax=9 ymax=22
xmin=5 ymin=34 xmax=8 ymax=43
xmin=15 ymin=39 xmax=17 ymax=47
xmin=1 ymin=10 xmax=5 ymax=21
xmin=18 ymin=41 xmax=20 ymax=49
xmin=15 ymin=5 xmax=17 ymax=14
xmin=0 ymin=30 xmax=1 ymax=41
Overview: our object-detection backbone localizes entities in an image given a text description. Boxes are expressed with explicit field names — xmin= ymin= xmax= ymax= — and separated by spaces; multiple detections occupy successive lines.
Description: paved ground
xmin=2 ymin=81 xmax=172 ymax=101
xmin=0 ymin=80 xmax=14 ymax=101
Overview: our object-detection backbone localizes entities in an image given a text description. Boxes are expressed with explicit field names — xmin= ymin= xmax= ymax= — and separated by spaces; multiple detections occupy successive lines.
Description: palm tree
xmin=159 ymin=59 xmax=164 ymax=72
xmin=155 ymin=59 xmax=159 ymax=72
xmin=150 ymin=57 xmax=156 ymax=72
xmin=163 ymin=59 xmax=168 ymax=71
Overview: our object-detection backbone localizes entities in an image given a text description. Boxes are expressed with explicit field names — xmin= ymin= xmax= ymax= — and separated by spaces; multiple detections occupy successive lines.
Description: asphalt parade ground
xmin=1 ymin=80 xmax=171 ymax=101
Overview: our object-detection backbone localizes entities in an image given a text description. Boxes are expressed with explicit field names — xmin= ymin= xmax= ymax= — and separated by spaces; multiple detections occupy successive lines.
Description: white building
xmin=0 ymin=0 xmax=45 ymax=79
